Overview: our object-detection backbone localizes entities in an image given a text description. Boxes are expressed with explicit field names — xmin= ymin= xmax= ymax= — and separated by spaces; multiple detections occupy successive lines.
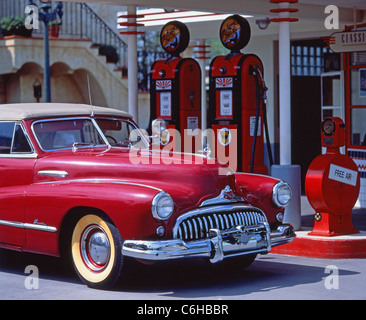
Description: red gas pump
xmin=305 ymin=117 xmax=360 ymax=236
xmin=150 ymin=21 xmax=201 ymax=152
xmin=208 ymin=15 xmax=271 ymax=173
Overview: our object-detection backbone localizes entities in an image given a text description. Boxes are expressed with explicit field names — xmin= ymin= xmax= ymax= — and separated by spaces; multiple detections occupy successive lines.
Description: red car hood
xmin=34 ymin=147 xmax=238 ymax=208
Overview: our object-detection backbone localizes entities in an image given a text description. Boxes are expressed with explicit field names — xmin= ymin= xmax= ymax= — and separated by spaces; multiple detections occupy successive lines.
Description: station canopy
xmin=64 ymin=0 xmax=366 ymax=40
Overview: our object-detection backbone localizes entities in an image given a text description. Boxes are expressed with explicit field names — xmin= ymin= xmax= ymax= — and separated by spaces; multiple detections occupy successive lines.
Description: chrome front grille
xmin=173 ymin=205 xmax=267 ymax=241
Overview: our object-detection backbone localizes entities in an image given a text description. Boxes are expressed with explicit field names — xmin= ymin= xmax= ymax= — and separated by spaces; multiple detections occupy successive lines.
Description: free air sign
xmin=328 ymin=164 xmax=358 ymax=186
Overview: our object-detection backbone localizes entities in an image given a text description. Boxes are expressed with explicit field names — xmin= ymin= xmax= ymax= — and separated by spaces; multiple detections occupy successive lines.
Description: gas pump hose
xmin=250 ymin=65 xmax=273 ymax=173
xmin=250 ymin=68 xmax=261 ymax=173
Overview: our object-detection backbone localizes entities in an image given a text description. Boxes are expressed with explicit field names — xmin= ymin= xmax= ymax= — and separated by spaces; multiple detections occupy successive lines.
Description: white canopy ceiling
xmin=70 ymin=0 xmax=366 ymax=12
xmin=64 ymin=0 xmax=366 ymax=40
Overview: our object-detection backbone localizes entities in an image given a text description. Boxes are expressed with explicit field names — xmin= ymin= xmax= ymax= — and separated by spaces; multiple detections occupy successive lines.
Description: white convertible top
xmin=0 ymin=103 xmax=132 ymax=121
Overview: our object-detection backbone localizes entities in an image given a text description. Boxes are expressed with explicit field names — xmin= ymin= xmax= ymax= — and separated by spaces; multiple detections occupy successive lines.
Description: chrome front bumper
xmin=122 ymin=223 xmax=295 ymax=264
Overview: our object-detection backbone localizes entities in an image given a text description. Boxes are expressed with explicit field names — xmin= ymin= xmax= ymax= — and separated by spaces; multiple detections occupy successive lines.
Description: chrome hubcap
xmin=88 ymin=232 xmax=110 ymax=265
xmin=81 ymin=225 xmax=111 ymax=272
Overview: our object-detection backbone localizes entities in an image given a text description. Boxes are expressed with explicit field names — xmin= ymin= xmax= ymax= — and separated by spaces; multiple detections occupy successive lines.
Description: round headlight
xmin=152 ymin=192 xmax=174 ymax=220
xmin=151 ymin=119 xmax=167 ymax=135
xmin=273 ymin=182 xmax=292 ymax=207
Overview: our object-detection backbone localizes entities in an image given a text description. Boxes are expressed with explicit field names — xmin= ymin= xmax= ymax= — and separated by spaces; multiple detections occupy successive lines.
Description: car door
xmin=0 ymin=121 xmax=37 ymax=248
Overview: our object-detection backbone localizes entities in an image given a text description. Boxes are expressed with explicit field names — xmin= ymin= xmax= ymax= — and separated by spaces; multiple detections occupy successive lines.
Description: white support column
xmin=278 ymin=2 xmax=291 ymax=165
xmin=270 ymin=0 xmax=301 ymax=230
xmin=196 ymin=39 xmax=208 ymax=134
xmin=127 ymin=5 xmax=138 ymax=123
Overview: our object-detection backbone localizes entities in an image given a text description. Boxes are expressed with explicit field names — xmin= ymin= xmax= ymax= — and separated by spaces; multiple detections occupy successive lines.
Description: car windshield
xmin=95 ymin=118 xmax=149 ymax=149
xmin=33 ymin=119 xmax=107 ymax=151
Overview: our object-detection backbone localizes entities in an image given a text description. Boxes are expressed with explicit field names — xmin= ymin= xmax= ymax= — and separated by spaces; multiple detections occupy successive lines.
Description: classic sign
xmin=0 ymin=103 xmax=295 ymax=289
xmin=329 ymin=30 xmax=366 ymax=53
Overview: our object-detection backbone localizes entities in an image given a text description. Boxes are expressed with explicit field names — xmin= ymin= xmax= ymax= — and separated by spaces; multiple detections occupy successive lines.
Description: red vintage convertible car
xmin=0 ymin=103 xmax=294 ymax=289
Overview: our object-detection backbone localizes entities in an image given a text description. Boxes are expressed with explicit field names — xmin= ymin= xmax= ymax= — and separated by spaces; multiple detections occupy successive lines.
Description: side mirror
xmin=151 ymin=119 xmax=170 ymax=146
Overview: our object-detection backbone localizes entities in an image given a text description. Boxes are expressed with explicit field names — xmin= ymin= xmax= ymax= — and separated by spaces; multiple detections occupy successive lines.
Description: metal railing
xmin=0 ymin=1 xmax=173 ymax=90
xmin=0 ymin=0 xmax=128 ymax=67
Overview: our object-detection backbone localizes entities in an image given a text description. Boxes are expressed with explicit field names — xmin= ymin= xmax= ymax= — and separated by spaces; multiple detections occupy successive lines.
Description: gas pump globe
xmin=220 ymin=14 xmax=251 ymax=53
xmin=305 ymin=117 xmax=360 ymax=236
xmin=160 ymin=21 xmax=190 ymax=57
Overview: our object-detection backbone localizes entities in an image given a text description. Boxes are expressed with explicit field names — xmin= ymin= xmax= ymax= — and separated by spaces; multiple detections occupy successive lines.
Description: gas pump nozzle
xmin=253 ymin=65 xmax=268 ymax=102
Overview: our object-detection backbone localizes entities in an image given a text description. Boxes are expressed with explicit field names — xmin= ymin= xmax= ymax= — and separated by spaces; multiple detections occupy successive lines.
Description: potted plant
xmin=48 ymin=20 xmax=61 ymax=38
xmin=0 ymin=16 xmax=33 ymax=38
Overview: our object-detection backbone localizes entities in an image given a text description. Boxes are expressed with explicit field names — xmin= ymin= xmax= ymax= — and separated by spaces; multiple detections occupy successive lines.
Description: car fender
xmin=25 ymin=179 xmax=163 ymax=256
xmin=235 ymin=172 xmax=283 ymax=225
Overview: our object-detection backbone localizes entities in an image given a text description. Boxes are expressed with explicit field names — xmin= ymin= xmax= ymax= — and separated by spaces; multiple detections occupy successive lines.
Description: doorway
xmin=291 ymin=76 xmax=321 ymax=192
xmin=290 ymin=39 xmax=333 ymax=192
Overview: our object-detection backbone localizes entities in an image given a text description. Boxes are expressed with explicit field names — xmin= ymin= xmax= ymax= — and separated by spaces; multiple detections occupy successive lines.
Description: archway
xmin=71 ymin=68 xmax=108 ymax=107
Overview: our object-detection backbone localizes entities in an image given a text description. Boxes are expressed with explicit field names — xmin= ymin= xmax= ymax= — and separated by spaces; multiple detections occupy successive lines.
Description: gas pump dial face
xmin=322 ymin=118 xmax=336 ymax=136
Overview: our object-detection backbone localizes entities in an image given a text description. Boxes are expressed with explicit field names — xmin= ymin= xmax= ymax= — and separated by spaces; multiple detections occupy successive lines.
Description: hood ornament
xmin=200 ymin=185 xmax=244 ymax=207
xmin=222 ymin=185 xmax=235 ymax=199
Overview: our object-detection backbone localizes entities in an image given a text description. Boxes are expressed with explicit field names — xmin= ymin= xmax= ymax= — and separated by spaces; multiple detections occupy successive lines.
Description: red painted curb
xmin=271 ymin=231 xmax=366 ymax=259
